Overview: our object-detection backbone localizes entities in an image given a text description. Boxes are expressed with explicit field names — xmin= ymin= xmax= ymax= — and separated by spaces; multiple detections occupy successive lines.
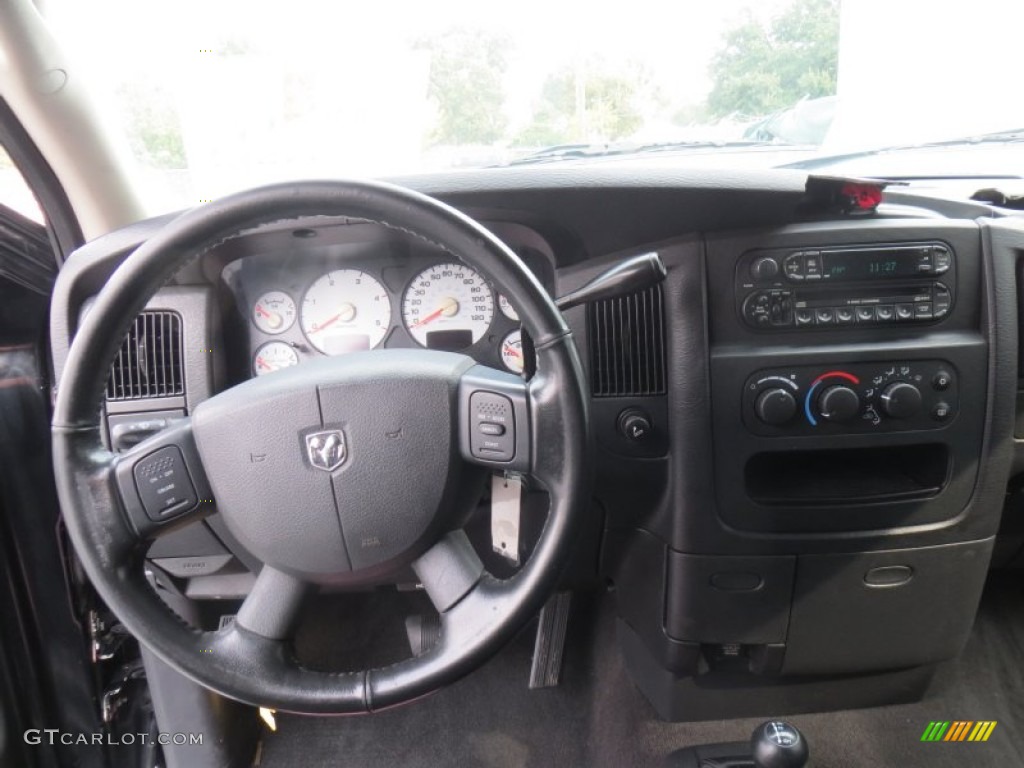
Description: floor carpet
xmin=260 ymin=573 xmax=1024 ymax=767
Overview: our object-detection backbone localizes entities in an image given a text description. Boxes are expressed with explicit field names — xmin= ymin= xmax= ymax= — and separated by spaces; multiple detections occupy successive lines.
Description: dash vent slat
xmin=588 ymin=284 xmax=666 ymax=397
xmin=106 ymin=311 xmax=184 ymax=400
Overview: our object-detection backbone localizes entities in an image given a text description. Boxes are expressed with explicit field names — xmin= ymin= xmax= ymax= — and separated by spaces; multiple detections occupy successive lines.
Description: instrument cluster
xmin=222 ymin=243 xmax=533 ymax=381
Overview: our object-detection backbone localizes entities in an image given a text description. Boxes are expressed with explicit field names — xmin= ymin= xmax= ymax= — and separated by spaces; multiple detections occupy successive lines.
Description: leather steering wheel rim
xmin=51 ymin=179 xmax=589 ymax=713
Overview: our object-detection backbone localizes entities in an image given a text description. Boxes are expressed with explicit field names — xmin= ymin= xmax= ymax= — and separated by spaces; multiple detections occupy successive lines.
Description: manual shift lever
xmin=751 ymin=721 xmax=809 ymax=768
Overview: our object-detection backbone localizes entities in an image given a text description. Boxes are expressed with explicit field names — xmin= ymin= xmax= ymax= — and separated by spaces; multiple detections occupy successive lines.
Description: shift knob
xmin=751 ymin=721 xmax=809 ymax=768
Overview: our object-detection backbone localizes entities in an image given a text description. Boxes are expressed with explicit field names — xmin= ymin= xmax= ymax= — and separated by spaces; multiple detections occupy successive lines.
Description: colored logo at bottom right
xmin=921 ymin=721 xmax=997 ymax=742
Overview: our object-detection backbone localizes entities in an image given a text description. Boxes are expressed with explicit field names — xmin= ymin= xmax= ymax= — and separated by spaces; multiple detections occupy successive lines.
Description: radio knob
xmin=880 ymin=382 xmax=923 ymax=419
xmin=818 ymin=385 xmax=860 ymax=422
xmin=755 ymin=388 xmax=797 ymax=426
xmin=751 ymin=257 xmax=780 ymax=281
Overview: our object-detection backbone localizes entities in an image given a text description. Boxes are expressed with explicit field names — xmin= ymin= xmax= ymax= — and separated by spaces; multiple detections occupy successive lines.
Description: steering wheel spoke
xmin=110 ymin=417 xmax=214 ymax=541
xmin=235 ymin=565 xmax=309 ymax=640
xmin=412 ymin=530 xmax=485 ymax=614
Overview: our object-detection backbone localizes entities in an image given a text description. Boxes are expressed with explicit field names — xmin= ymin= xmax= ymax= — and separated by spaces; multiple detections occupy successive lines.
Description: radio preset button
xmin=814 ymin=308 xmax=835 ymax=324
xmin=795 ymin=309 xmax=814 ymax=326
xmin=835 ymin=307 xmax=855 ymax=324
xmin=875 ymin=305 xmax=896 ymax=321
xmin=855 ymin=306 xmax=876 ymax=322
xmin=895 ymin=303 xmax=915 ymax=320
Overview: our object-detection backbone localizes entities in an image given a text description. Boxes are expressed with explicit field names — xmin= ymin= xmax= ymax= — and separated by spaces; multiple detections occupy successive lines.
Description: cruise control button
xmin=133 ymin=446 xmax=198 ymax=521
xmin=814 ymin=308 xmax=835 ymax=325
xmin=875 ymin=305 xmax=895 ymax=321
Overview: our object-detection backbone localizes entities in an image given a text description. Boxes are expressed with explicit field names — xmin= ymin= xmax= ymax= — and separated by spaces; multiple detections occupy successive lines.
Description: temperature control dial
xmin=817 ymin=385 xmax=860 ymax=422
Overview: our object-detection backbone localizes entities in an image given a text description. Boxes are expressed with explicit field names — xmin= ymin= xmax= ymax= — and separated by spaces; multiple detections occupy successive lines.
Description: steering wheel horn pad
xmin=192 ymin=349 xmax=476 ymax=583
xmin=51 ymin=179 xmax=589 ymax=713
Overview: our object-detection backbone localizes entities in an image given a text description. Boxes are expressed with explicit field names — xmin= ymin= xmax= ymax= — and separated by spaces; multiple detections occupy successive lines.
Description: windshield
xmin=43 ymin=0 xmax=1024 ymax=215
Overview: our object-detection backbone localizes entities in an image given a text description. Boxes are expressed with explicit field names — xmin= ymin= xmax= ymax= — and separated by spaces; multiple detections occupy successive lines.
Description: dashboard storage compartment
xmin=665 ymin=553 xmax=795 ymax=645
xmin=782 ymin=538 xmax=993 ymax=675
xmin=744 ymin=444 xmax=949 ymax=506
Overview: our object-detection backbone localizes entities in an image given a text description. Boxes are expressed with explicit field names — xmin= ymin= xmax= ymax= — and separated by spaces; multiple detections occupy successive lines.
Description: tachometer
xmin=402 ymin=263 xmax=494 ymax=350
xmin=253 ymin=341 xmax=300 ymax=376
xmin=301 ymin=269 xmax=392 ymax=355
xmin=252 ymin=291 xmax=296 ymax=334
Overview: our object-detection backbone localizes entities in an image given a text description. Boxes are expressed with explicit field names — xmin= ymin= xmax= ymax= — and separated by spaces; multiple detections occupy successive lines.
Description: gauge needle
xmin=255 ymin=305 xmax=282 ymax=328
xmin=310 ymin=303 xmax=356 ymax=334
xmin=255 ymin=357 xmax=270 ymax=370
xmin=505 ymin=347 xmax=522 ymax=358
xmin=412 ymin=297 xmax=459 ymax=328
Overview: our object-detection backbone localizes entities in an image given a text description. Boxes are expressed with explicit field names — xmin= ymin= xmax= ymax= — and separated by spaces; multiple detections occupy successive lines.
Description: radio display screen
xmin=822 ymin=248 xmax=924 ymax=280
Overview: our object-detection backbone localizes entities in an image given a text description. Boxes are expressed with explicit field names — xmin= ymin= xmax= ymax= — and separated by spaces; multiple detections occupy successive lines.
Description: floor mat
xmin=260 ymin=574 xmax=1024 ymax=767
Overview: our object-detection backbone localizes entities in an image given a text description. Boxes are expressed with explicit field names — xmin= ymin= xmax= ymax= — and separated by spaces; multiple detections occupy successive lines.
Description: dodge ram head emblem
xmin=305 ymin=430 xmax=347 ymax=472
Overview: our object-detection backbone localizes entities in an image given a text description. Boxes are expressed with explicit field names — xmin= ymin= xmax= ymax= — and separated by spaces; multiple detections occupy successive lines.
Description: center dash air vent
xmin=588 ymin=285 xmax=666 ymax=397
xmin=106 ymin=311 xmax=184 ymax=400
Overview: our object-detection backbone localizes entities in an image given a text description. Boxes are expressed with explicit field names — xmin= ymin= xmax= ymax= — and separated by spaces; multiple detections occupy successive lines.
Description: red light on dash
xmin=840 ymin=183 xmax=883 ymax=211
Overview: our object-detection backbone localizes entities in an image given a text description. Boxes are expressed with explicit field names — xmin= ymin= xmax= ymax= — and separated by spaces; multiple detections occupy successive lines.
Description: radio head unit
xmin=737 ymin=242 xmax=954 ymax=330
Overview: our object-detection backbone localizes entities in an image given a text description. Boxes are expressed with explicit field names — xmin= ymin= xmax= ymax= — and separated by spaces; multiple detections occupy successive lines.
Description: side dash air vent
xmin=106 ymin=311 xmax=185 ymax=400
xmin=588 ymin=285 xmax=666 ymax=397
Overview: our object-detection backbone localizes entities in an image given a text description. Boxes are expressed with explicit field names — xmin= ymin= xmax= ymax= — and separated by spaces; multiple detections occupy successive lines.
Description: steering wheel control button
xmin=133 ymin=446 xmax=198 ymax=520
xmin=470 ymin=391 xmax=515 ymax=461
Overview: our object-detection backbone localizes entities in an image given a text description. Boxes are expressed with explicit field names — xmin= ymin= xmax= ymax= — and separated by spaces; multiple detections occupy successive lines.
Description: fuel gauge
xmin=253 ymin=341 xmax=300 ymax=376
xmin=500 ymin=329 xmax=525 ymax=374
xmin=253 ymin=291 xmax=296 ymax=334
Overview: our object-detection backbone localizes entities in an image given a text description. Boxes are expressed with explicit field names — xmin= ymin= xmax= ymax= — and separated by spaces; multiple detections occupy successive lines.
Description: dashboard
xmin=48 ymin=167 xmax=1024 ymax=724
xmin=216 ymin=225 xmax=543 ymax=382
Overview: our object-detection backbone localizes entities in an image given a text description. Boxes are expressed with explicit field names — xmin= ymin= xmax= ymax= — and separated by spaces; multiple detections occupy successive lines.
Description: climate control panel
xmin=743 ymin=360 xmax=958 ymax=436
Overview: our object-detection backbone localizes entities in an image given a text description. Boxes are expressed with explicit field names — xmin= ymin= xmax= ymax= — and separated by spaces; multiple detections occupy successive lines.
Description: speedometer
xmin=402 ymin=263 xmax=494 ymax=350
xmin=301 ymin=269 xmax=392 ymax=355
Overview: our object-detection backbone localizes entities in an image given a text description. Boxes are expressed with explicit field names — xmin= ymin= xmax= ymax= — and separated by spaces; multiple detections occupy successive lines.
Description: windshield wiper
xmin=781 ymin=128 xmax=1024 ymax=171
xmin=503 ymin=139 xmax=796 ymax=167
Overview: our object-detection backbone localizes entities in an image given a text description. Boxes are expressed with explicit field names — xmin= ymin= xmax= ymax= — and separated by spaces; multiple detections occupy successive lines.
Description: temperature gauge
xmin=252 ymin=341 xmax=300 ymax=376
xmin=500 ymin=330 xmax=525 ymax=374
xmin=253 ymin=291 xmax=296 ymax=334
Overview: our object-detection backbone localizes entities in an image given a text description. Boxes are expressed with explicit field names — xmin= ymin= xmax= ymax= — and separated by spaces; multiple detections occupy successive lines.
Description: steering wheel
xmin=51 ymin=180 xmax=589 ymax=713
